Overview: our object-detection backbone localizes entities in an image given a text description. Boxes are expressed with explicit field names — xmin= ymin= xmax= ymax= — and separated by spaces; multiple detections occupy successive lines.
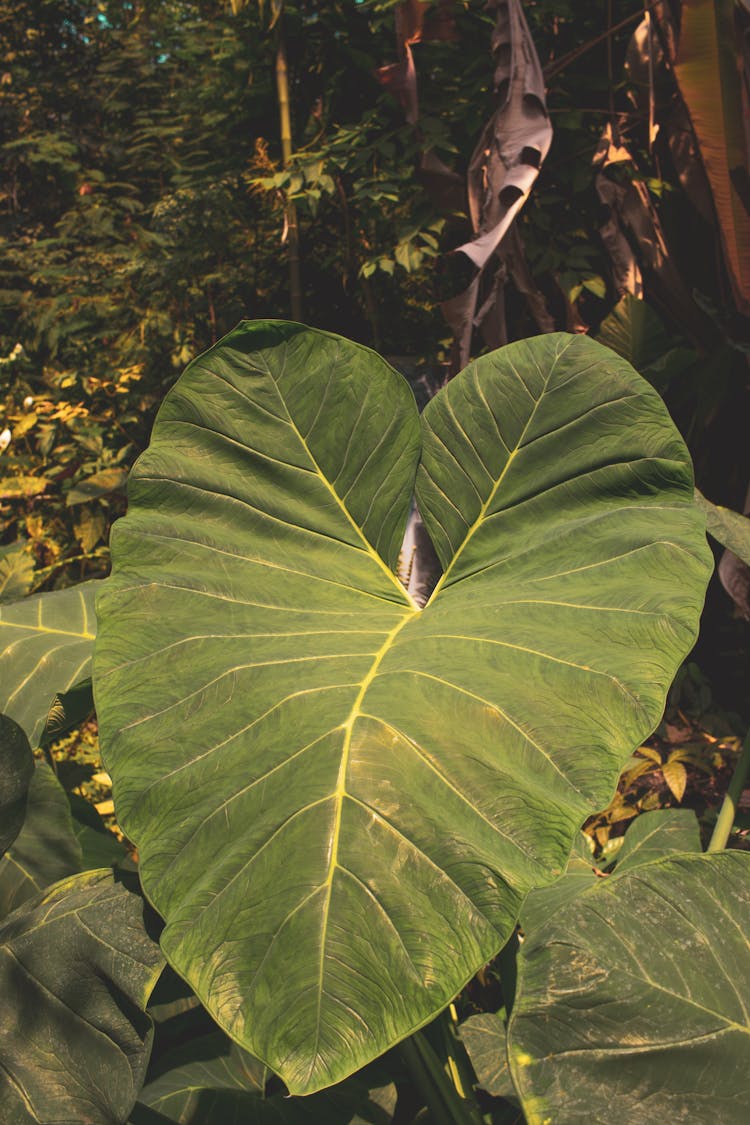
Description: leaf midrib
xmin=256 ymin=352 xmax=420 ymax=611
xmin=308 ymin=609 xmax=416 ymax=1079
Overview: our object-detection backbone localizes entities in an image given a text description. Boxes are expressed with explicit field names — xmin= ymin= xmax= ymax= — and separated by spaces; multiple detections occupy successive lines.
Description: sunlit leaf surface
xmin=95 ymin=323 xmax=711 ymax=1093
xmin=508 ymin=852 xmax=750 ymax=1124
xmin=0 ymin=582 xmax=98 ymax=746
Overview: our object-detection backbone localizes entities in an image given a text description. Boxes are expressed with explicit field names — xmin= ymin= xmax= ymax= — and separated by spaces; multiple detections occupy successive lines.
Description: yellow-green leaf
xmin=0 ymin=475 xmax=48 ymax=500
xmin=662 ymin=758 xmax=688 ymax=801
xmin=95 ymin=324 xmax=711 ymax=1094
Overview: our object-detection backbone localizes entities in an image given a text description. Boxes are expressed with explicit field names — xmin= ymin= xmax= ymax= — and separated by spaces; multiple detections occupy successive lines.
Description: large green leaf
xmin=94 ymin=323 xmax=711 ymax=1094
xmin=0 ymin=761 xmax=82 ymax=917
xmin=459 ymin=836 xmax=599 ymax=1104
xmin=0 ymin=715 xmax=34 ymax=857
xmin=519 ymin=850 xmax=598 ymax=937
xmin=0 ymin=581 xmax=98 ymax=745
xmin=507 ymin=852 xmax=750 ymax=1123
xmin=0 ymin=869 xmax=165 ymax=1124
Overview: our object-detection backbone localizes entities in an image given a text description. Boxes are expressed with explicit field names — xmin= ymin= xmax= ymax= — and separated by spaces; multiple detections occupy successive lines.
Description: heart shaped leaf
xmin=94 ymin=323 xmax=711 ymax=1093
xmin=508 ymin=852 xmax=750 ymax=1124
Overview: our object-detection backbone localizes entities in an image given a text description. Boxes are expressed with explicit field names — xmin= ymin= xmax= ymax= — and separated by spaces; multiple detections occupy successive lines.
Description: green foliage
xmin=136 ymin=1031 xmax=393 ymax=1124
xmin=0 ymin=580 xmax=97 ymax=745
xmin=612 ymin=807 xmax=702 ymax=873
xmin=459 ymin=1013 xmax=518 ymax=1104
xmin=584 ymin=660 xmax=745 ymax=858
xmin=0 ymin=2 xmax=281 ymax=585
xmin=596 ymin=294 xmax=697 ymax=391
xmin=460 ymin=811 xmax=748 ymax=1121
xmin=696 ymin=489 xmax=750 ymax=567
xmin=508 ymin=852 xmax=750 ymax=1124
xmin=0 ymin=761 xmax=82 ymax=918
xmin=2 ymin=0 xmax=748 ymax=601
xmin=94 ymin=323 xmax=710 ymax=1093
xmin=0 ymin=869 xmax=164 ymax=1124
xmin=0 ymin=541 xmax=34 ymax=602
xmin=0 ymin=324 xmax=747 ymax=1121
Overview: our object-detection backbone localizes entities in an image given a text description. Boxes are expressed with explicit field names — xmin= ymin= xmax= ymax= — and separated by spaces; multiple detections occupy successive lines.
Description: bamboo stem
xmin=708 ymin=728 xmax=750 ymax=852
xmin=275 ymin=31 xmax=302 ymax=320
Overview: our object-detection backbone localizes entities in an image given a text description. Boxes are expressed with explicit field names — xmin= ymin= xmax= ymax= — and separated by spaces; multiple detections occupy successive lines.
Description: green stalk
xmin=399 ymin=1028 xmax=483 ymax=1125
xmin=439 ymin=1005 xmax=483 ymax=1110
xmin=275 ymin=28 xmax=302 ymax=320
xmin=708 ymin=727 xmax=750 ymax=852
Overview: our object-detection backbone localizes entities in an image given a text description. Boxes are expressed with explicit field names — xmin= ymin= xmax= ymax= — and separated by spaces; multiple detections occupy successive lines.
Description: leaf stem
xmin=275 ymin=24 xmax=302 ymax=320
xmin=399 ymin=1027 xmax=483 ymax=1125
xmin=707 ymin=727 xmax=750 ymax=852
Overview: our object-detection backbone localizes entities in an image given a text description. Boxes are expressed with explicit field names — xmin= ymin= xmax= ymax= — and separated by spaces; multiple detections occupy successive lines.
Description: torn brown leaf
xmin=444 ymin=0 xmax=552 ymax=370
xmin=593 ymin=122 xmax=711 ymax=339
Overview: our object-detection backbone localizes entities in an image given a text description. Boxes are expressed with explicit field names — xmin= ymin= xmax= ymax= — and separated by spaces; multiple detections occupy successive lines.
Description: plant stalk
xmin=275 ymin=29 xmax=302 ymax=320
xmin=708 ymin=727 xmax=750 ymax=852
xmin=399 ymin=1028 xmax=483 ymax=1125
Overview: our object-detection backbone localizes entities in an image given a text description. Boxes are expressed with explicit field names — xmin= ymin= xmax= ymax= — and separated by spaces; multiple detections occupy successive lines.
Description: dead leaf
xmin=443 ymin=0 xmax=552 ymax=370
xmin=399 ymin=501 xmax=442 ymax=608
xmin=593 ymin=123 xmax=711 ymax=341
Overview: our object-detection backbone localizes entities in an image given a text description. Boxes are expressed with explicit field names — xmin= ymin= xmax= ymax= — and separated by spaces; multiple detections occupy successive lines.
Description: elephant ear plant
xmin=4 ymin=321 xmax=749 ymax=1122
xmin=92 ymin=323 xmax=712 ymax=1093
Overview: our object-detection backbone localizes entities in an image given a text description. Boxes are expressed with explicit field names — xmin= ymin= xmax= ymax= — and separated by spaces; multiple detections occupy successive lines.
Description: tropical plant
xmin=2 ymin=323 xmax=750 ymax=1122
